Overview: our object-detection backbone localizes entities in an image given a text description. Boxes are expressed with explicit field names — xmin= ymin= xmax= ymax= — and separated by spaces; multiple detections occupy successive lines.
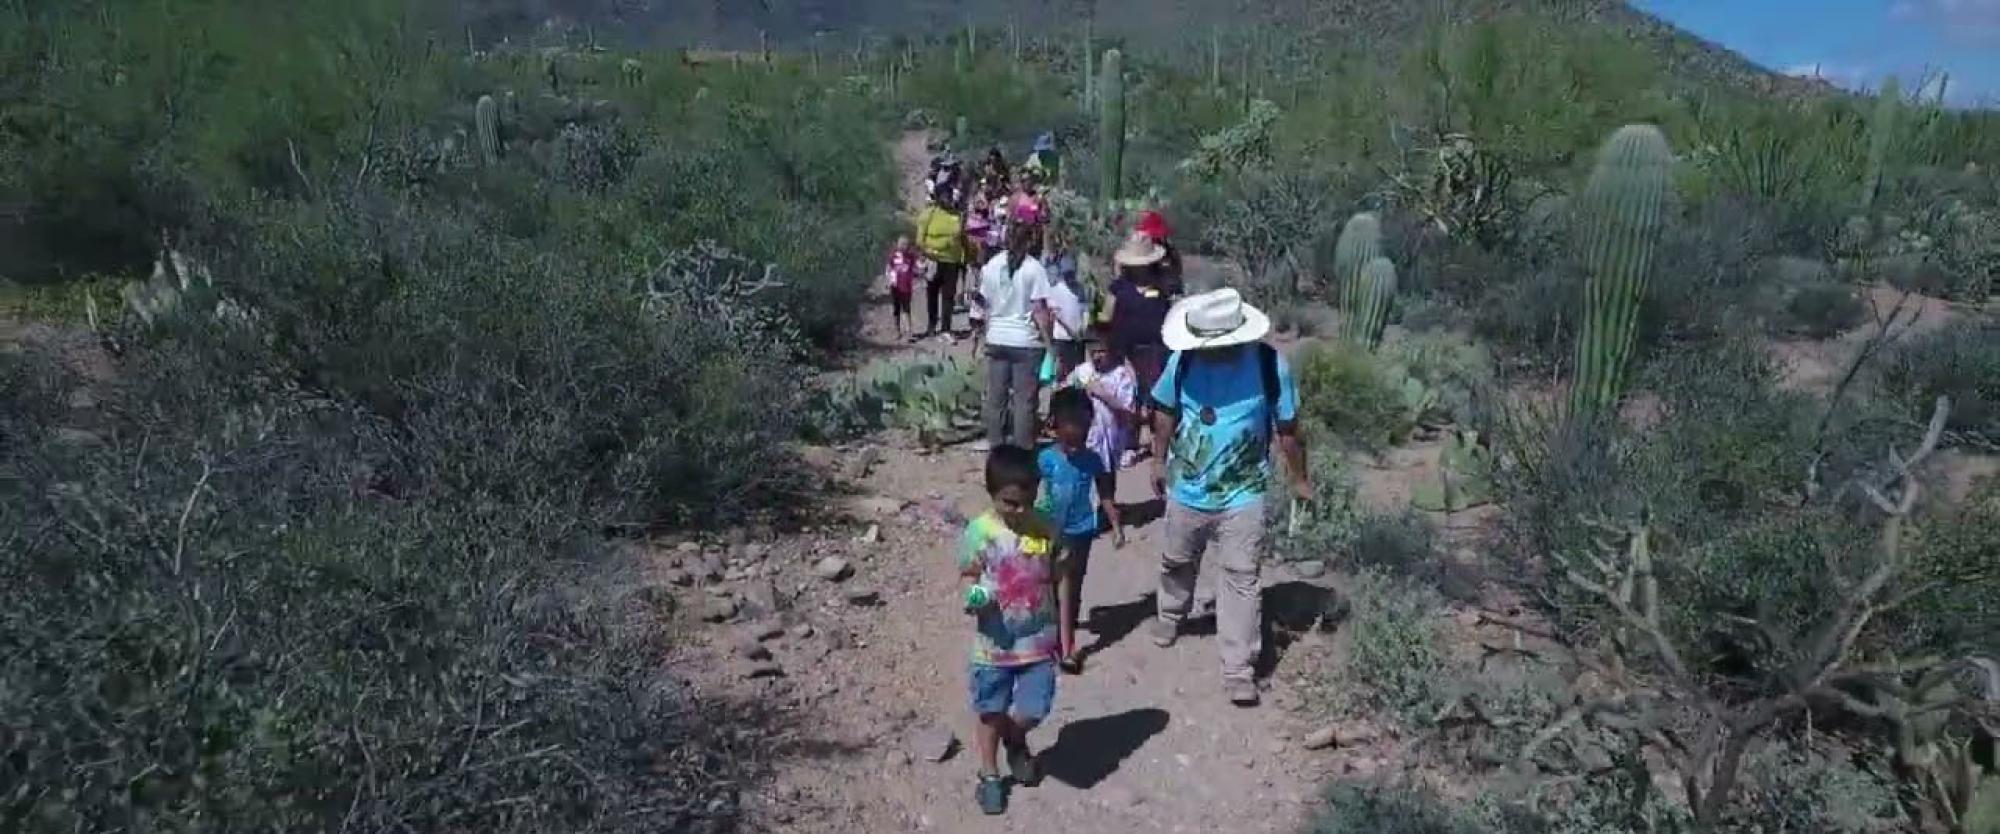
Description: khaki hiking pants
xmin=1159 ymin=498 xmax=1265 ymax=684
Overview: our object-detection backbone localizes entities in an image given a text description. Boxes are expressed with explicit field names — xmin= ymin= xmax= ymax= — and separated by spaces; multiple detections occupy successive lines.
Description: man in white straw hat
xmin=1145 ymin=288 xmax=1311 ymax=707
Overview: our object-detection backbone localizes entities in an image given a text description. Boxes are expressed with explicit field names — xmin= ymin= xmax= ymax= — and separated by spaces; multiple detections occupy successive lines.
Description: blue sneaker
xmin=975 ymin=774 xmax=1008 ymax=815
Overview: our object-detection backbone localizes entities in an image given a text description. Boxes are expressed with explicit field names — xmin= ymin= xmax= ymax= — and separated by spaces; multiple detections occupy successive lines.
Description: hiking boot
xmin=1148 ymin=617 xmax=1179 ymax=648
xmin=1005 ymin=741 xmax=1040 ymax=787
xmin=1225 ymin=678 xmax=1260 ymax=707
xmin=975 ymin=774 xmax=1008 ymax=815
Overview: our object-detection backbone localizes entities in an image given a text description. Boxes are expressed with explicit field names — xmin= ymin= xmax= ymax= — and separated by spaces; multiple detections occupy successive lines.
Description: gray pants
xmin=984 ymin=344 xmax=1045 ymax=449
xmin=1160 ymin=498 xmax=1266 ymax=683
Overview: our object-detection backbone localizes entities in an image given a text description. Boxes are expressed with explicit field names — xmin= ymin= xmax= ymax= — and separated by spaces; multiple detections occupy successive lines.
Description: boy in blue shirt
xmin=1039 ymin=387 xmax=1122 ymax=674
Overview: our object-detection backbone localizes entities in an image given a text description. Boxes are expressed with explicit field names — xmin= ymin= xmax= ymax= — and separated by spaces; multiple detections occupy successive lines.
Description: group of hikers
xmin=887 ymin=137 xmax=1312 ymax=815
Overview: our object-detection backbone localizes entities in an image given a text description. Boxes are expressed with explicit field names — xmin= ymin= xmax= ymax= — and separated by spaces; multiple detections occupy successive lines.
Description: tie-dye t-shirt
xmin=957 ymin=510 xmax=1063 ymax=667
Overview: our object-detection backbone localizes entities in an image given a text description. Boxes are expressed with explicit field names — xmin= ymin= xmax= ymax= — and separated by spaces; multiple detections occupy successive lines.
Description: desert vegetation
xmin=3 ymin=1 xmax=1997 ymax=832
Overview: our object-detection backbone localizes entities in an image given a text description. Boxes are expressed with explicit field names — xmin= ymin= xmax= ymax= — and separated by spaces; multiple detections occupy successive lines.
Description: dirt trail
xmin=658 ymin=133 xmax=1339 ymax=833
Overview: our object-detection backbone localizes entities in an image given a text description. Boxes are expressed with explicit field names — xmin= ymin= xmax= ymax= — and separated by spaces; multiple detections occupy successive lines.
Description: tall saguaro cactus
xmin=1080 ymin=20 xmax=1095 ymax=112
xmin=475 ymin=94 xmax=500 ymax=164
xmin=1570 ymin=125 xmax=1673 ymax=418
xmin=1862 ymin=74 xmax=1901 ymax=211
xmin=1349 ymin=257 xmax=1398 ymax=349
xmin=1098 ymin=48 xmax=1125 ymax=207
xmin=1333 ymin=212 xmax=1383 ymax=340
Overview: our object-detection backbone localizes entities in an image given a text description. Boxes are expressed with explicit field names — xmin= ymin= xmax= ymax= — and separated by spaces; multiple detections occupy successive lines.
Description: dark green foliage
xmin=1304 ymin=783 xmax=1492 ymax=834
xmin=1778 ymin=282 xmax=1865 ymax=339
xmin=1875 ymin=322 xmax=2000 ymax=445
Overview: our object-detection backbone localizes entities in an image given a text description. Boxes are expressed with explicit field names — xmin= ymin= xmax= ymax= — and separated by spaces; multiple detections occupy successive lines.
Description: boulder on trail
xmin=700 ymin=596 xmax=739 ymax=623
xmin=910 ymin=725 xmax=958 ymax=762
xmin=842 ymin=587 xmax=882 ymax=607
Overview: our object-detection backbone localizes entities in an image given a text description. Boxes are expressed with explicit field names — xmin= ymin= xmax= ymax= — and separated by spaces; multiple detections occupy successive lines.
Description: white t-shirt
xmin=979 ymin=252 xmax=1049 ymax=349
xmin=1034 ymin=277 xmax=1088 ymax=342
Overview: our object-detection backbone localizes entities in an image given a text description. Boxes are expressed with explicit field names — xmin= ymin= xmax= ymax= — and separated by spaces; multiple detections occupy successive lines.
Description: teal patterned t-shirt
xmin=1149 ymin=346 xmax=1300 ymax=513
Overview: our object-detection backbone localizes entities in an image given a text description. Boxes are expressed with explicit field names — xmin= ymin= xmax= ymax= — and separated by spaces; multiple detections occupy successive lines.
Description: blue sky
xmin=1633 ymin=0 xmax=2000 ymax=106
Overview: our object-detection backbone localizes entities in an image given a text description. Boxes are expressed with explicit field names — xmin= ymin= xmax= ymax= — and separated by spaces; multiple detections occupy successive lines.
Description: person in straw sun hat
xmin=1144 ymin=287 xmax=1311 ymax=707
xmin=1104 ymin=232 xmax=1180 ymax=464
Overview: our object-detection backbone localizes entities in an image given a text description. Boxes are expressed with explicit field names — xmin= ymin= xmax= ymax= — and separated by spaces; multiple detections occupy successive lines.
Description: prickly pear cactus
xmin=1412 ymin=429 xmax=1494 ymax=512
xmin=1332 ymin=213 xmax=1383 ymax=342
xmin=1570 ymin=124 xmax=1672 ymax=418
xmin=1098 ymin=48 xmax=1126 ymax=207
xmin=475 ymin=94 xmax=500 ymax=165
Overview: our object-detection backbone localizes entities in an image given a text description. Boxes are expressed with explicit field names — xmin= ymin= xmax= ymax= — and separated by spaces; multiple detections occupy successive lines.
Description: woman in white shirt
xmin=977 ymin=222 xmax=1051 ymax=450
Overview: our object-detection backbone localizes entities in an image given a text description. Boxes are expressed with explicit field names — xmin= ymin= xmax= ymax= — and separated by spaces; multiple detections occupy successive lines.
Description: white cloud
xmin=1890 ymin=0 xmax=2000 ymax=39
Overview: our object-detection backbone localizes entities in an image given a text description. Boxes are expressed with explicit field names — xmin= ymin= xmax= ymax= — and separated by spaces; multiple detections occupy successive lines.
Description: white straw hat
xmin=1161 ymin=288 xmax=1271 ymax=351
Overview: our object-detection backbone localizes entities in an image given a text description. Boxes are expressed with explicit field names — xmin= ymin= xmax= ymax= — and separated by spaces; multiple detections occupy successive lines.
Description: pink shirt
xmin=886 ymin=248 xmax=919 ymax=294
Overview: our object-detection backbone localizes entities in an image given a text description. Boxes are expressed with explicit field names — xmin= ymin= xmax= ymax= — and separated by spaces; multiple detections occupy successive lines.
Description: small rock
xmin=741 ymin=579 xmax=781 ymax=616
xmin=744 ymin=662 xmax=783 ymax=679
xmin=664 ymin=569 xmax=694 ymax=587
xmin=1301 ymin=726 xmax=1340 ymax=750
xmin=735 ymin=640 xmax=772 ymax=661
xmin=67 ymin=390 xmax=98 ymax=410
xmin=851 ymin=496 xmax=907 ymax=517
xmin=1291 ymin=559 xmax=1328 ymax=579
xmin=1334 ymin=721 xmax=1380 ymax=747
xmin=747 ymin=621 xmax=786 ymax=641
xmin=723 ymin=567 xmax=749 ymax=581
xmin=1097 ymin=786 xmax=1144 ymax=809
xmin=821 ymin=629 xmax=850 ymax=651
xmin=885 ymin=750 xmax=912 ymax=768
xmin=745 ymin=543 xmax=770 ymax=561
xmin=700 ymin=597 xmax=739 ymax=623
xmin=857 ymin=524 xmax=881 ymax=545
xmin=788 ymin=622 xmax=816 ymax=639
xmin=814 ymin=557 xmax=853 ymax=582
xmin=843 ymin=445 xmax=882 ymax=480
xmin=912 ymin=725 xmax=958 ymax=762
xmin=843 ymin=588 xmax=882 ymax=607
xmin=1175 ymin=754 xmax=1193 ymax=768
xmin=53 ymin=428 xmax=103 ymax=447
xmin=676 ymin=541 xmax=701 ymax=554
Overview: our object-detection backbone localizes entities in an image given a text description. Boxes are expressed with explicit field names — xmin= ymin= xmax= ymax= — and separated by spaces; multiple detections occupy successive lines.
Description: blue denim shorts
xmin=969 ymin=660 xmax=1057 ymax=724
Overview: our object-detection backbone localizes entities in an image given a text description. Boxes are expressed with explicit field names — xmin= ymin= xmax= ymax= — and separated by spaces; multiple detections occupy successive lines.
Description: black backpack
xmin=1161 ymin=343 xmax=1284 ymax=428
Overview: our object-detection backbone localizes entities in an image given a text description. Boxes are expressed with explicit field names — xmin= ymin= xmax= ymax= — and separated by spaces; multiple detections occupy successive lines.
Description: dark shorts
xmin=1062 ymin=533 xmax=1095 ymax=581
xmin=969 ymin=660 xmax=1057 ymax=724
xmin=890 ymin=289 xmax=913 ymax=317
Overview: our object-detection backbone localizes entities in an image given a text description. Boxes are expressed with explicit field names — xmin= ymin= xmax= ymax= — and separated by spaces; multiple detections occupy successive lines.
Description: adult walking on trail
xmin=978 ymin=222 xmax=1053 ymax=451
xmin=915 ymin=183 xmax=972 ymax=341
xmin=1105 ymin=232 xmax=1181 ymax=464
xmin=1146 ymin=288 xmax=1311 ymax=707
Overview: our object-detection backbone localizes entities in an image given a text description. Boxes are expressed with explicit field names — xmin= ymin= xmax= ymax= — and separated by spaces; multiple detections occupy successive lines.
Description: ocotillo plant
xmin=475 ymin=94 xmax=500 ymax=164
xmin=1862 ymin=74 xmax=1901 ymax=211
xmin=1098 ymin=48 xmax=1126 ymax=207
xmin=1347 ymin=256 xmax=1398 ymax=349
xmin=1570 ymin=125 xmax=1672 ymax=418
xmin=1333 ymin=212 xmax=1382 ymax=338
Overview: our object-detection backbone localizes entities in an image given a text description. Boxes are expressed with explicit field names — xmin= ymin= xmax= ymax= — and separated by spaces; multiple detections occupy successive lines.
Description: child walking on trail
xmin=884 ymin=235 xmax=920 ymax=339
xmin=959 ymin=445 xmax=1069 ymax=815
xmin=1066 ymin=331 xmax=1139 ymax=480
xmin=1040 ymin=388 xmax=1123 ymax=675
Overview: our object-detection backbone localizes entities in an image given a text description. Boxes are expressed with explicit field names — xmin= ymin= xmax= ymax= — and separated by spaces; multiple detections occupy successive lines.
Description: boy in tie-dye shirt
xmin=958 ymin=444 xmax=1069 ymax=815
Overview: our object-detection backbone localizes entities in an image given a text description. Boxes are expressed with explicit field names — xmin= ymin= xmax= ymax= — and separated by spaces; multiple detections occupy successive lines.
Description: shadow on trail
xmin=1257 ymin=581 xmax=1344 ymax=680
xmin=1079 ymin=593 xmax=1156 ymax=660
xmin=1041 ymin=708 xmax=1171 ymax=789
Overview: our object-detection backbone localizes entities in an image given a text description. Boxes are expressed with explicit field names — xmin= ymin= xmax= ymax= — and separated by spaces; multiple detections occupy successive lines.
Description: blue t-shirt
xmin=1037 ymin=444 xmax=1106 ymax=537
xmin=1149 ymin=346 xmax=1300 ymax=512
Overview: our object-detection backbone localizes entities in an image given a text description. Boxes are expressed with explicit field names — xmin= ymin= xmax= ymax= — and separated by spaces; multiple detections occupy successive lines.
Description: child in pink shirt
xmin=885 ymin=235 xmax=921 ymax=339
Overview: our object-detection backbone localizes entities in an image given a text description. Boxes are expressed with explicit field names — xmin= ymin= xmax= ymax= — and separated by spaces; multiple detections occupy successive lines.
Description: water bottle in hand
xmin=963 ymin=582 xmax=995 ymax=614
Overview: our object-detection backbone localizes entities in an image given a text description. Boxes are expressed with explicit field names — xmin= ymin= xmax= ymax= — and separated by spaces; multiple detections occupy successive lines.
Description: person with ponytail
xmin=976 ymin=221 xmax=1052 ymax=451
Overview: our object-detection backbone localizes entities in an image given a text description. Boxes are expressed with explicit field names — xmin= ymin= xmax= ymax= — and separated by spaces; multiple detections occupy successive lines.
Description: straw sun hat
xmin=1160 ymin=288 xmax=1271 ymax=352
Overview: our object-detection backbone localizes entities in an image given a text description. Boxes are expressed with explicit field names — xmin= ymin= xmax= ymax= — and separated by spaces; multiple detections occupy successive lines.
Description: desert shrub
xmin=1780 ymin=282 xmax=1866 ymax=338
xmin=1295 ymin=340 xmax=1417 ymax=449
xmin=1348 ymin=511 xmax=1440 ymax=577
xmin=1305 ymin=783 xmax=1493 ymax=834
xmin=1874 ymin=322 xmax=2000 ymax=445
xmin=1902 ymin=485 xmax=2000 ymax=652
xmin=1336 ymin=569 xmax=1449 ymax=724
xmin=1470 ymin=263 xmax=1583 ymax=370
xmin=1269 ymin=446 xmax=1363 ymax=565
xmin=1725 ymin=743 xmax=1904 ymax=833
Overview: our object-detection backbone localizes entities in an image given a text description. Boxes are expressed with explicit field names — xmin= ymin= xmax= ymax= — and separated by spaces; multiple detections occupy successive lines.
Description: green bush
xmin=1336 ymin=569 xmax=1448 ymax=725
xmin=1875 ymin=322 xmax=2000 ymax=445
xmin=1383 ymin=328 xmax=1495 ymax=424
xmin=1295 ymin=340 xmax=1434 ymax=449
xmin=1305 ymin=783 xmax=1493 ymax=834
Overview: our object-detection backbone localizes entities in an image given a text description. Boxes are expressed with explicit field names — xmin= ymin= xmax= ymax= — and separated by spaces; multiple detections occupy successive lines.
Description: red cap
xmin=1135 ymin=210 xmax=1170 ymax=241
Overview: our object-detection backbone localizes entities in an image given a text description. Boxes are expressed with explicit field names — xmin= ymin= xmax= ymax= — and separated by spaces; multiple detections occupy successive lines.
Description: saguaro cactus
xmin=1098 ymin=48 xmax=1126 ymax=206
xmin=1348 ymin=256 xmax=1398 ymax=349
xmin=1333 ymin=212 xmax=1382 ymax=339
xmin=1862 ymin=74 xmax=1901 ymax=211
xmin=1570 ymin=124 xmax=1673 ymax=418
xmin=475 ymin=94 xmax=500 ymax=164
xmin=1081 ymin=20 xmax=1094 ymax=112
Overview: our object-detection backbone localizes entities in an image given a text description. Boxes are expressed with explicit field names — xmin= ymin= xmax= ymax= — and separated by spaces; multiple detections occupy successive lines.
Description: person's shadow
xmin=1078 ymin=594 xmax=1156 ymax=660
xmin=1041 ymin=708 xmax=1171 ymax=789
xmin=1115 ymin=498 xmax=1166 ymax=529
